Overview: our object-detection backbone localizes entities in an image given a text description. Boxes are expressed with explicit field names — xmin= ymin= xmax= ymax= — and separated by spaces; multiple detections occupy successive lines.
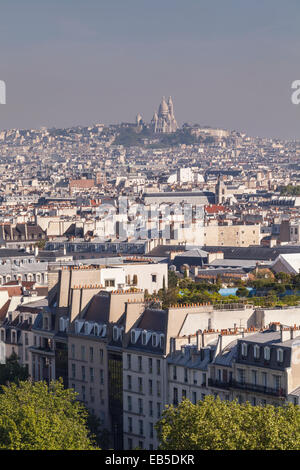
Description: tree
xmin=0 ymin=380 xmax=98 ymax=450
xmin=236 ymin=287 xmax=249 ymax=298
xmin=155 ymin=396 xmax=300 ymax=450
xmin=0 ymin=352 xmax=29 ymax=386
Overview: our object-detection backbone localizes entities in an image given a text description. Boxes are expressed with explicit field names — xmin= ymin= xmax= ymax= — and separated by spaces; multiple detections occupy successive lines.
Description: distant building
xmin=151 ymin=96 xmax=178 ymax=133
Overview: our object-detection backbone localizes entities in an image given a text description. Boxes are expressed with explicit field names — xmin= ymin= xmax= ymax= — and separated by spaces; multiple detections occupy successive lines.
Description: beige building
xmin=203 ymin=223 xmax=261 ymax=247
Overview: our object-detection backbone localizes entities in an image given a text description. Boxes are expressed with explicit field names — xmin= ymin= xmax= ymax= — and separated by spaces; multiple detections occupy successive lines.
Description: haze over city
xmin=1 ymin=0 xmax=300 ymax=139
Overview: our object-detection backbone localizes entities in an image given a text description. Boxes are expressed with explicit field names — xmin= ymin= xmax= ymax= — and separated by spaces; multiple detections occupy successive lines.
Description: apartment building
xmin=203 ymin=224 xmax=261 ymax=247
xmin=208 ymin=323 xmax=300 ymax=406
xmin=0 ymin=300 xmax=46 ymax=375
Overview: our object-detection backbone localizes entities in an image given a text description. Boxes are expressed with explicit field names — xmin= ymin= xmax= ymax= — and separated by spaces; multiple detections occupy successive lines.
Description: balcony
xmin=231 ymin=380 xmax=286 ymax=397
xmin=208 ymin=378 xmax=286 ymax=397
xmin=208 ymin=378 xmax=231 ymax=390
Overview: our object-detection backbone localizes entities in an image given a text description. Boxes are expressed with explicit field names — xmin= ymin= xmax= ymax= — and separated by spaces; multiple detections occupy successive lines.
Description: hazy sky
xmin=1 ymin=0 xmax=300 ymax=139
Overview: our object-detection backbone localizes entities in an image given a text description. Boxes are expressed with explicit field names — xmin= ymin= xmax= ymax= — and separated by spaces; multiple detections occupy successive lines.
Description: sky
xmin=0 ymin=0 xmax=300 ymax=139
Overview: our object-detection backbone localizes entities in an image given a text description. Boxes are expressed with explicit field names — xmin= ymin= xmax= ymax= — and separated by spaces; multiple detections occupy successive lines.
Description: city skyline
xmin=0 ymin=0 xmax=300 ymax=139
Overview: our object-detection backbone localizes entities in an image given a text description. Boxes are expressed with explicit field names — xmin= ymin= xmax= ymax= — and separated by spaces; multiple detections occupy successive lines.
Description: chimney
xmin=280 ymin=325 xmax=293 ymax=342
xmin=196 ymin=330 xmax=201 ymax=350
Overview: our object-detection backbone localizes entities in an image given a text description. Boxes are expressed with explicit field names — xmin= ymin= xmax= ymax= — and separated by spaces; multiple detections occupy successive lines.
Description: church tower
xmin=216 ymin=174 xmax=227 ymax=204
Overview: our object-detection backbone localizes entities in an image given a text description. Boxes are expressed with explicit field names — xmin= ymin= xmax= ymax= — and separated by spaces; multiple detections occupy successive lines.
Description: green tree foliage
xmin=236 ymin=287 xmax=249 ymax=298
xmin=156 ymin=396 xmax=300 ymax=450
xmin=0 ymin=380 xmax=98 ymax=450
xmin=0 ymin=352 xmax=29 ymax=386
xmin=280 ymin=185 xmax=300 ymax=196
xmin=168 ymin=270 xmax=178 ymax=288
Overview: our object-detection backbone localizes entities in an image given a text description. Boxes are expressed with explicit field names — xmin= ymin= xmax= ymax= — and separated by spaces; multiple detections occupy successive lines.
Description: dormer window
xmin=113 ymin=326 xmax=119 ymax=341
xmin=142 ymin=331 xmax=147 ymax=346
xmin=241 ymin=343 xmax=248 ymax=357
xmin=253 ymin=345 xmax=260 ymax=359
xmin=131 ymin=330 xmax=136 ymax=344
xmin=160 ymin=334 xmax=165 ymax=349
xmin=152 ymin=333 xmax=158 ymax=347
xmin=264 ymin=347 xmax=271 ymax=361
xmin=277 ymin=348 xmax=284 ymax=363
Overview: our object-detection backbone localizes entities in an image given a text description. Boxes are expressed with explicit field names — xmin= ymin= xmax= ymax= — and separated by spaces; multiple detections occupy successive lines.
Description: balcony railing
xmin=208 ymin=378 xmax=286 ymax=397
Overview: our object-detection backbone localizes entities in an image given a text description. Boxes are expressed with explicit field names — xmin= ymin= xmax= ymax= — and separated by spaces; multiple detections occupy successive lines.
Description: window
xmin=81 ymin=345 xmax=85 ymax=361
xmin=138 ymin=377 xmax=143 ymax=393
xmin=241 ymin=343 xmax=248 ymax=357
xmin=152 ymin=334 xmax=158 ymax=347
xmin=149 ymin=400 xmax=153 ymax=416
xmin=252 ymin=370 xmax=257 ymax=385
xmin=131 ymin=330 xmax=136 ymax=344
xmin=173 ymin=388 xmax=178 ymax=405
xmin=192 ymin=392 xmax=197 ymax=404
xmin=253 ymin=344 xmax=260 ymax=359
xmin=149 ymin=379 xmax=153 ymax=395
xmin=105 ymin=279 xmax=115 ymax=287
xmin=202 ymin=373 xmax=206 ymax=386
xmin=89 ymin=347 xmax=94 ymax=362
xmin=173 ymin=366 xmax=177 ymax=380
xmin=149 ymin=422 xmax=154 ymax=439
xmin=184 ymin=368 xmax=188 ymax=383
xmin=264 ymin=347 xmax=271 ymax=361
xmin=71 ymin=344 xmax=75 ymax=359
xmin=138 ymin=398 xmax=143 ymax=414
xmin=157 ymin=359 xmax=161 ymax=375
xmin=277 ymin=348 xmax=284 ymax=363
xmin=99 ymin=348 xmax=104 ymax=364
xmin=139 ymin=420 xmax=144 ymax=436
xmin=82 ymin=386 xmax=86 ymax=401
xmin=128 ymin=417 xmax=132 ymax=433
xmin=127 ymin=354 xmax=131 ymax=369
xmin=128 ymin=438 xmax=133 ymax=450
xmin=127 ymin=375 xmax=132 ymax=390
xmin=81 ymin=366 xmax=86 ymax=381
xmin=262 ymin=372 xmax=268 ymax=387
xmin=157 ymin=402 xmax=161 ymax=418
xmin=237 ymin=369 xmax=245 ymax=384
xmin=273 ymin=375 xmax=281 ymax=391
xmin=182 ymin=389 xmax=187 ymax=400
xmin=157 ymin=381 xmax=161 ymax=397
xmin=100 ymin=369 xmax=104 ymax=384
xmin=142 ymin=331 xmax=147 ymax=345
xmin=128 ymin=395 xmax=132 ymax=412
xmin=192 ymin=371 xmax=197 ymax=385
xmin=71 ymin=363 xmax=76 ymax=379
xmin=138 ymin=441 xmax=143 ymax=449
xmin=138 ymin=356 xmax=143 ymax=372
xmin=151 ymin=274 xmax=157 ymax=283
xmin=252 ymin=397 xmax=256 ymax=406
xmin=90 ymin=367 xmax=94 ymax=383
